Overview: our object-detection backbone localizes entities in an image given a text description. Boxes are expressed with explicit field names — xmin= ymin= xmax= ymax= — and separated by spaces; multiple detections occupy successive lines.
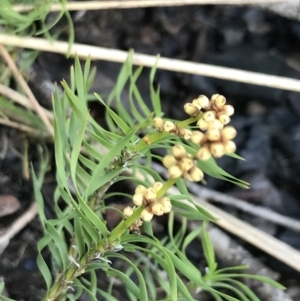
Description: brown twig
xmin=12 ymin=0 xmax=286 ymax=12
xmin=0 ymin=34 xmax=300 ymax=92
xmin=0 ymin=45 xmax=54 ymax=136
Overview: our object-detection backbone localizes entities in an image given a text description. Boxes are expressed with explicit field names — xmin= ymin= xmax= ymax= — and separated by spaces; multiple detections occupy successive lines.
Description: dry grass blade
xmin=0 ymin=34 xmax=299 ymax=92
xmin=13 ymin=0 xmax=286 ymax=12
xmin=0 ymin=45 xmax=54 ymax=136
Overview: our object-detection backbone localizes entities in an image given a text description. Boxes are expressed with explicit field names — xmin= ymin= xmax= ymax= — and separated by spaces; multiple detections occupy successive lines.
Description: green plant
xmin=0 ymin=53 xmax=285 ymax=301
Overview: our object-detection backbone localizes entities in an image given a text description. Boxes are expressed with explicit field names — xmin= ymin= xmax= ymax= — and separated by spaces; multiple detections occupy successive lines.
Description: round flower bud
xmin=168 ymin=165 xmax=183 ymax=178
xmin=202 ymin=111 xmax=216 ymax=122
xmin=188 ymin=166 xmax=204 ymax=182
xmin=197 ymin=95 xmax=210 ymax=109
xmin=141 ymin=209 xmax=154 ymax=222
xmin=151 ymin=202 xmax=164 ymax=216
xmin=184 ymin=103 xmax=199 ymax=117
xmin=183 ymin=129 xmax=192 ymax=140
xmin=183 ymin=172 xmax=193 ymax=181
xmin=133 ymin=193 xmax=144 ymax=206
xmin=218 ymin=114 xmax=231 ymax=125
xmin=123 ymin=206 xmax=133 ymax=217
xmin=135 ymin=185 xmax=146 ymax=194
xmin=223 ymin=105 xmax=234 ymax=116
xmin=221 ymin=126 xmax=237 ymax=140
xmin=223 ymin=141 xmax=236 ymax=154
xmin=179 ymin=157 xmax=194 ymax=172
xmin=197 ymin=147 xmax=211 ymax=161
xmin=159 ymin=197 xmax=172 ymax=213
xmin=212 ymin=94 xmax=226 ymax=107
xmin=163 ymin=154 xmax=177 ymax=168
xmin=206 ymin=129 xmax=221 ymax=141
xmin=210 ymin=142 xmax=225 ymax=158
xmin=152 ymin=182 xmax=163 ymax=192
xmin=172 ymin=144 xmax=187 ymax=158
xmin=153 ymin=117 xmax=164 ymax=130
xmin=197 ymin=118 xmax=208 ymax=131
xmin=144 ymin=188 xmax=157 ymax=201
xmin=164 ymin=121 xmax=176 ymax=132
xmin=191 ymin=131 xmax=205 ymax=144
xmin=207 ymin=119 xmax=223 ymax=130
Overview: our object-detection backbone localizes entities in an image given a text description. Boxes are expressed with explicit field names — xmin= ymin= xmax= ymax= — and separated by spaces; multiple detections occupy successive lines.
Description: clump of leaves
xmin=0 ymin=54 xmax=284 ymax=301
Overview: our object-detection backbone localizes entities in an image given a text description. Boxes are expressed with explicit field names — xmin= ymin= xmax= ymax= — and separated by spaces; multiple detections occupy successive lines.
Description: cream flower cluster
xmin=132 ymin=182 xmax=172 ymax=222
xmin=163 ymin=144 xmax=204 ymax=182
xmin=153 ymin=117 xmax=192 ymax=140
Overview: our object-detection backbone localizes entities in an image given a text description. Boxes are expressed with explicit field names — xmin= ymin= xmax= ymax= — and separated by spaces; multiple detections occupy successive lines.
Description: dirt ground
xmin=1 ymin=4 xmax=300 ymax=301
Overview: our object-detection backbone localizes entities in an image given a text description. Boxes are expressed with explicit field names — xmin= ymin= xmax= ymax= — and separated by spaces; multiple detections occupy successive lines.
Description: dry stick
xmin=188 ymin=222 xmax=295 ymax=301
xmin=0 ymin=45 xmax=54 ymax=136
xmin=0 ymin=202 xmax=38 ymax=255
xmin=0 ymin=34 xmax=300 ymax=93
xmin=0 ymin=83 xmax=53 ymax=120
xmin=12 ymin=0 xmax=285 ymax=12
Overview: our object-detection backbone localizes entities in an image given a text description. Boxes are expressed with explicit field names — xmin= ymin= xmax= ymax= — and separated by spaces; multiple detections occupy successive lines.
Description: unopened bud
xmin=224 ymin=141 xmax=236 ymax=154
xmin=197 ymin=118 xmax=208 ymax=131
xmin=168 ymin=165 xmax=183 ymax=178
xmin=207 ymin=119 xmax=223 ymax=130
xmin=123 ymin=206 xmax=133 ymax=217
xmin=202 ymin=111 xmax=216 ymax=122
xmin=197 ymin=95 xmax=210 ymax=109
xmin=153 ymin=117 xmax=164 ymax=130
xmin=188 ymin=166 xmax=204 ymax=182
xmin=184 ymin=129 xmax=192 ymax=140
xmin=141 ymin=209 xmax=154 ymax=222
xmin=159 ymin=197 xmax=172 ymax=213
xmin=206 ymin=129 xmax=221 ymax=141
xmin=210 ymin=142 xmax=225 ymax=158
xmin=133 ymin=193 xmax=144 ymax=206
xmin=164 ymin=121 xmax=176 ymax=132
xmin=184 ymin=103 xmax=200 ymax=117
xmin=144 ymin=188 xmax=157 ymax=200
xmin=223 ymin=105 xmax=234 ymax=116
xmin=172 ymin=144 xmax=187 ymax=158
xmin=163 ymin=154 xmax=177 ymax=168
xmin=212 ymin=94 xmax=226 ymax=107
xmin=197 ymin=147 xmax=211 ymax=161
xmin=221 ymin=126 xmax=237 ymax=140
xmin=135 ymin=185 xmax=146 ymax=194
xmin=191 ymin=131 xmax=205 ymax=144
xmin=218 ymin=114 xmax=231 ymax=125
xmin=179 ymin=157 xmax=194 ymax=172
xmin=151 ymin=202 xmax=164 ymax=216
xmin=152 ymin=182 xmax=163 ymax=192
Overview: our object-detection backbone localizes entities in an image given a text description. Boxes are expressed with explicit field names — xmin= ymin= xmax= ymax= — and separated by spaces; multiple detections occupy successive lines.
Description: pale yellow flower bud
xmin=159 ymin=197 xmax=172 ymax=213
xmin=168 ymin=165 xmax=183 ymax=178
xmin=133 ymin=193 xmax=144 ymax=206
xmin=207 ymin=120 xmax=223 ymax=130
xmin=202 ymin=111 xmax=216 ymax=122
xmin=197 ymin=147 xmax=211 ymax=161
xmin=164 ymin=121 xmax=176 ymax=132
xmin=163 ymin=154 xmax=177 ymax=168
xmin=210 ymin=142 xmax=225 ymax=158
xmin=179 ymin=157 xmax=194 ymax=172
xmin=197 ymin=95 xmax=210 ymax=109
xmin=218 ymin=114 xmax=231 ymax=125
xmin=224 ymin=141 xmax=236 ymax=154
xmin=190 ymin=131 xmax=205 ymax=144
xmin=212 ymin=94 xmax=226 ymax=107
xmin=183 ymin=129 xmax=192 ymax=140
xmin=135 ymin=185 xmax=146 ymax=194
xmin=223 ymin=105 xmax=234 ymax=116
xmin=188 ymin=166 xmax=204 ymax=182
xmin=153 ymin=117 xmax=164 ymax=130
xmin=123 ymin=206 xmax=133 ymax=217
xmin=184 ymin=103 xmax=200 ymax=117
xmin=197 ymin=118 xmax=208 ymax=131
xmin=144 ymin=188 xmax=157 ymax=201
xmin=221 ymin=126 xmax=237 ymax=140
xmin=152 ymin=182 xmax=163 ymax=192
xmin=206 ymin=129 xmax=221 ymax=141
xmin=151 ymin=202 xmax=164 ymax=216
xmin=172 ymin=144 xmax=187 ymax=158
xmin=141 ymin=209 xmax=154 ymax=222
